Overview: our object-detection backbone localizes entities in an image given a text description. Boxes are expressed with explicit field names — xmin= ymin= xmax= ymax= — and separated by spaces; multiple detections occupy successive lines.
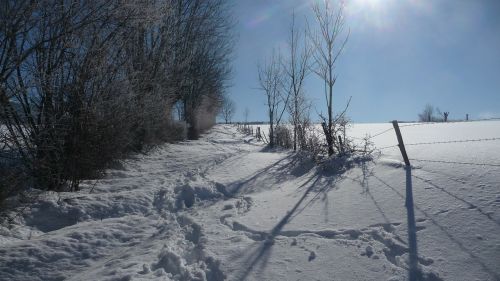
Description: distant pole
xmin=392 ymin=120 xmax=411 ymax=166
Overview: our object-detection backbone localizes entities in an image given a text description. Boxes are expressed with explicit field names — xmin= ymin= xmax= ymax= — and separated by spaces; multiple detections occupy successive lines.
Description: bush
xmin=0 ymin=0 xmax=234 ymax=202
xmin=300 ymin=126 xmax=326 ymax=160
xmin=0 ymin=157 xmax=29 ymax=208
xmin=275 ymin=125 xmax=293 ymax=149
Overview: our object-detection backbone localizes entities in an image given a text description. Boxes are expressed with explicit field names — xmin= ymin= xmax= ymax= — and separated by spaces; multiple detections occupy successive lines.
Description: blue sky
xmin=227 ymin=0 xmax=500 ymax=123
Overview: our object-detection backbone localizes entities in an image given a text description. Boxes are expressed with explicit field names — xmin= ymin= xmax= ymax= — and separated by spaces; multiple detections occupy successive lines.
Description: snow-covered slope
xmin=1 ymin=122 xmax=499 ymax=281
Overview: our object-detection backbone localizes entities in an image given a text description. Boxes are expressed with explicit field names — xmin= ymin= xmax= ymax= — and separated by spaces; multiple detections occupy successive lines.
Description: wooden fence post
xmin=392 ymin=120 xmax=410 ymax=166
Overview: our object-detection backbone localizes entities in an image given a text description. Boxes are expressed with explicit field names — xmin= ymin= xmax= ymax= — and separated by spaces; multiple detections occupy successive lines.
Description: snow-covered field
xmin=1 ymin=122 xmax=499 ymax=281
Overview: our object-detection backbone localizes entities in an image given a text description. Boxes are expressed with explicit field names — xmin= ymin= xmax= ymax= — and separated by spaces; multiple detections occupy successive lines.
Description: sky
xmin=227 ymin=0 xmax=500 ymax=123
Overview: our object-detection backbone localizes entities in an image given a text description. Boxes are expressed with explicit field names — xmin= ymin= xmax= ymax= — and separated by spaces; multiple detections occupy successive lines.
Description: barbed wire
xmin=351 ymin=117 xmax=499 ymax=142
xmin=375 ymin=135 xmax=500 ymax=167
xmin=376 ymin=137 xmax=500 ymax=151
xmin=473 ymin=117 xmax=500 ymax=121
xmin=368 ymin=127 xmax=394 ymax=139
xmin=409 ymin=158 xmax=500 ymax=167
xmin=378 ymin=144 xmax=399 ymax=150
xmin=399 ymin=121 xmax=456 ymax=128
xmin=404 ymin=137 xmax=500 ymax=146
xmin=398 ymin=117 xmax=500 ymax=128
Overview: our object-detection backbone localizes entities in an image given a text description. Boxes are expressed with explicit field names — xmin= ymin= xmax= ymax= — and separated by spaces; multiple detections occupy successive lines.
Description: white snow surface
xmin=1 ymin=122 xmax=499 ymax=281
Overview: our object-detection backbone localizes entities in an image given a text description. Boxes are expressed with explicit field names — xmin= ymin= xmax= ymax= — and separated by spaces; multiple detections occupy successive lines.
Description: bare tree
xmin=220 ymin=97 xmax=235 ymax=124
xmin=244 ymin=107 xmax=250 ymax=124
xmin=0 ymin=0 xmax=236 ymax=195
xmin=171 ymin=0 xmax=235 ymax=139
xmin=418 ymin=104 xmax=436 ymax=122
xmin=308 ymin=1 xmax=349 ymax=156
xmin=258 ymin=50 xmax=288 ymax=148
xmin=291 ymin=98 xmax=313 ymax=150
xmin=283 ymin=12 xmax=312 ymax=151
xmin=0 ymin=1 xmax=127 ymax=191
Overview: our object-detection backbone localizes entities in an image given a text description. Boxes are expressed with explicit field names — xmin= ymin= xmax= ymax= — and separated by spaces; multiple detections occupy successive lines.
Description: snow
xmin=1 ymin=122 xmax=499 ymax=281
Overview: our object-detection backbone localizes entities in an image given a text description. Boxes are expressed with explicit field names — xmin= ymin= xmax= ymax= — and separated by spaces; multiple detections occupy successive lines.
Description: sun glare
xmin=347 ymin=0 xmax=394 ymax=30
xmin=352 ymin=0 xmax=383 ymax=10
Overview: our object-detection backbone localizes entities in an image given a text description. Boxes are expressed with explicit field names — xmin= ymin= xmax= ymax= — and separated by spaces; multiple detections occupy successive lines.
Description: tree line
xmin=0 ymin=0 xmax=234 ymax=200
xmin=418 ymin=104 xmax=450 ymax=122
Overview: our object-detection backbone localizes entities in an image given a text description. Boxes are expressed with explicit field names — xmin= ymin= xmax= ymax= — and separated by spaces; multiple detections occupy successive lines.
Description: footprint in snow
xmin=308 ymin=251 xmax=316 ymax=262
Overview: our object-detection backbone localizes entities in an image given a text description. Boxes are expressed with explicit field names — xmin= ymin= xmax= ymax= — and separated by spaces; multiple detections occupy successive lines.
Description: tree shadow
xmin=373 ymin=173 xmax=500 ymax=280
xmin=287 ymin=165 xmax=350 ymax=222
xmin=233 ymin=173 xmax=322 ymax=281
xmin=347 ymin=161 xmax=394 ymax=227
xmin=276 ymin=152 xmax=316 ymax=177
xmin=225 ymin=155 xmax=294 ymax=195
xmin=226 ymin=152 xmax=317 ymax=196
xmin=232 ymin=156 xmax=370 ymax=280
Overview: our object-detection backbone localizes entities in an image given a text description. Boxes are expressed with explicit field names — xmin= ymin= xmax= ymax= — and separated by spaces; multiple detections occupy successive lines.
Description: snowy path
xmin=1 ymin=124 xmax=499 ymax=281
xmin=0 ymin=126 xmax=253 ymax=281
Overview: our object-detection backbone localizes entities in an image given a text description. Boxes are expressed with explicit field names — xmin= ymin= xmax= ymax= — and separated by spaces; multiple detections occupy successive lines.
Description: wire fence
xmin=247 ymin=119 xmax=500 ymax=168
xmin=361 ymin=119 xmax=500 ymax=278
xmin=353 ymin=117 xmax=500 ymax=143
xmin=398 ymin=117 xmax=500 ymax=128
xmin=408 ymin=158 xmax=500 ymax=167
xmin=404 ymin=137 xmax=500 ymax=147
xmin=369 ymin=127 xmax=394 ymax=139
xmin=378 ymin=144 xmax=399 ymax=150
xmin=371 ymin=119 xmax=500 ymax=168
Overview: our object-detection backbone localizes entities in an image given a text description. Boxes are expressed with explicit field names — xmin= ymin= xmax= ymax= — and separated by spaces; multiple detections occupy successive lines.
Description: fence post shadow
xmin=393 ymin=120 xmax=419 ymax=280
xmin=405 ymin=166 xmax=419 ymax=281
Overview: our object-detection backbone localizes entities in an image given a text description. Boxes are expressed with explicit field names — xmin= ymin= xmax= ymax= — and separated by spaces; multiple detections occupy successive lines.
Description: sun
xmin=345 ymin=0 xmax=394 ymax=30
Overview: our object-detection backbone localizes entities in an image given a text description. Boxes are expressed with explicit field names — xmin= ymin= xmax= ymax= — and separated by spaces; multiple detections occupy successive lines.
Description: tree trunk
xmin=294 ymin=97 xmax=298 ymax=151
xmin=269 ymin=112 xmax=274 ymax=147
